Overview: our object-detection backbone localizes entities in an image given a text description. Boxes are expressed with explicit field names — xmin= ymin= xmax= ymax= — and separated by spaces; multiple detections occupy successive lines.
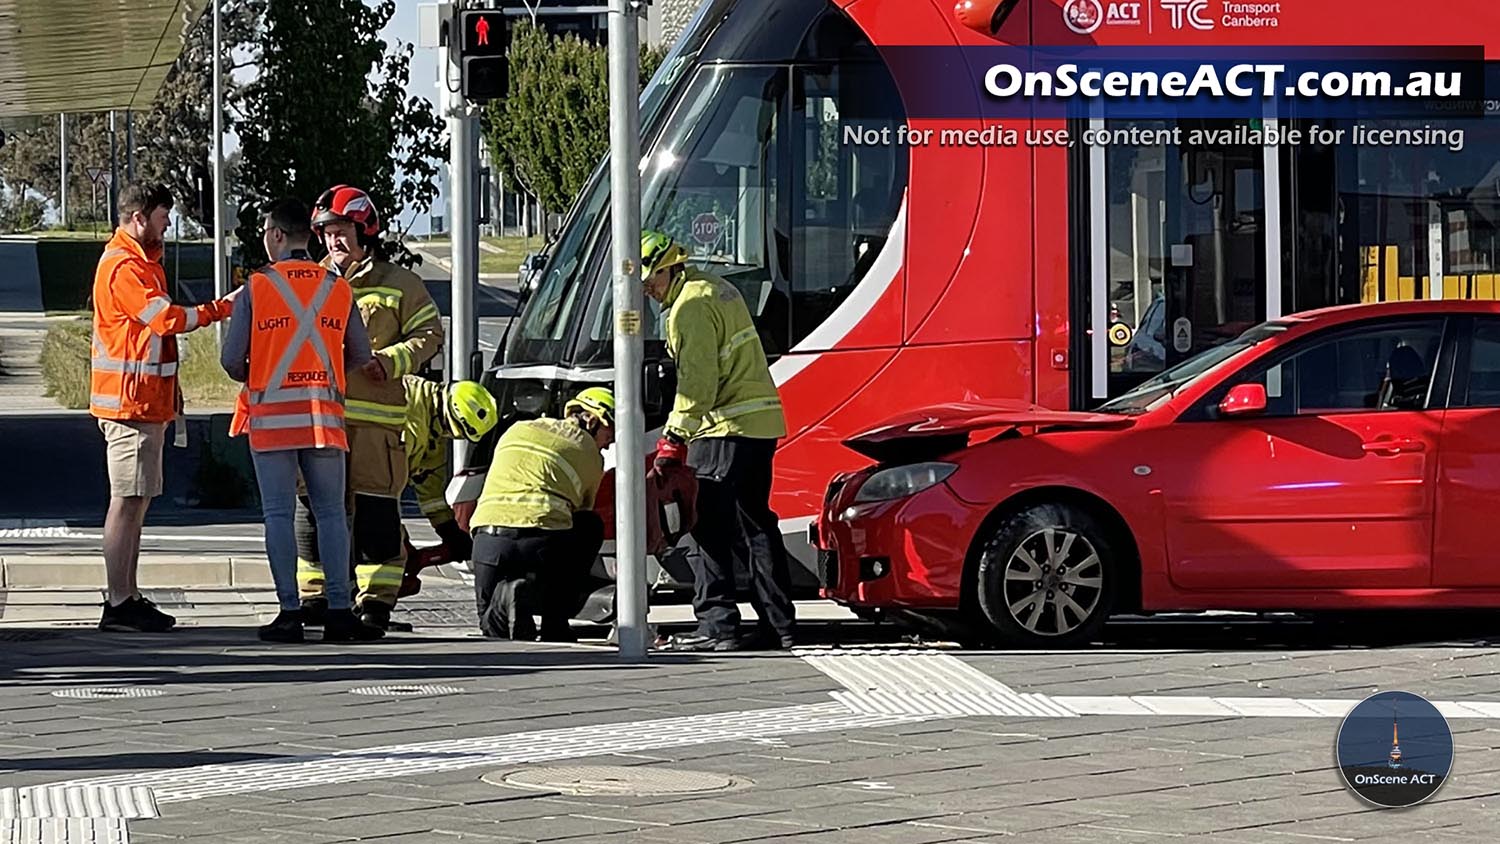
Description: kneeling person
xmin=470 ymin=388 xmax=614 ymax=641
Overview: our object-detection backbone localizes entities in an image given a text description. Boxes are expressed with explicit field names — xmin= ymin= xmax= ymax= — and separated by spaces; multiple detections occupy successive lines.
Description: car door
xmin=1158 ymin=316 xmax=1450 ymax=591
xmin=1434 ymin=316 xmax=1500 ymax=587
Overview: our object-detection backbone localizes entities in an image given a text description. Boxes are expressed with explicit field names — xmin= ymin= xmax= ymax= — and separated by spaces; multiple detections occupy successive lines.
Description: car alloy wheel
xmin=974 ymin=503 xmax=1117 ymax=648
xmin=1001 ymin=527 xmax=1103 ymax=637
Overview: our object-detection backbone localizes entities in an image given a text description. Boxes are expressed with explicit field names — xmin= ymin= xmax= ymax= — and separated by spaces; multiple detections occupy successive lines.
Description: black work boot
xmin=258 ymin=610 xmax=305 ymax=644
xmin=357 ymin=601 xmax=393 ymax=631
xmin=322 ymin=609 xmax=385 ymax=642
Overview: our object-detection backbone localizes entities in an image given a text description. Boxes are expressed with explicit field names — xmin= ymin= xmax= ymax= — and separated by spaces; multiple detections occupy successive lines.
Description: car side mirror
xmin=1219 ymin=383 xmax=1268 ymax=417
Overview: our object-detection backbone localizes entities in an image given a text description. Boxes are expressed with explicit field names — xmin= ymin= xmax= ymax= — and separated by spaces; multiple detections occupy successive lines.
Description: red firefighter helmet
xmin=312 ymin=184 xmax=381 ymax=237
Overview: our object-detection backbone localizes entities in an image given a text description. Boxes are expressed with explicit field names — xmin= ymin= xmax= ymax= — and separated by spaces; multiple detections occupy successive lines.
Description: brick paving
xmin=2 ymin=614 xmax=1498 ymax=842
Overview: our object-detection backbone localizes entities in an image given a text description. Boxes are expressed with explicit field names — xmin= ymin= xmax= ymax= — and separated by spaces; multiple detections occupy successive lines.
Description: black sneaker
xmin=99 ymin=596 xmax=176 ymax=633
xmin=665 ymin=631 xmax=741 ymax=652
xmin=299 ymin=597 xmax=328 ymax=627
xmin=258 ymin=610 xmax=305 ymax=643
xmin=322 ymin=609 xmax=385 ymax=642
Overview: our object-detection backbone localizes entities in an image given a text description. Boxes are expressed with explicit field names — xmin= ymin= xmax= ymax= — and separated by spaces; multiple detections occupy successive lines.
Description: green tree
xmin=235 ymin=0 xmax=444 ymax=267
xmin=484 ymin=23 xmax=666 ymax=221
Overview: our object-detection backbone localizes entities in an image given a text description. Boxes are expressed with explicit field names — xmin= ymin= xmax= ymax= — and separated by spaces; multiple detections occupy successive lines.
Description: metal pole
xmin=212 ymin=0 xmax=227 ymax=342
xmin=108 ymin=112 xmax=119 ymax=227
xmin=125 ymin=111 xmax=135 ymax=182
xmin=607 ymin=0 xmax=647 ymax=660
xmin=58 ymin=114 xmax=68 ymax=228
xmin=447 ymin=19 xmax=479 ymax=470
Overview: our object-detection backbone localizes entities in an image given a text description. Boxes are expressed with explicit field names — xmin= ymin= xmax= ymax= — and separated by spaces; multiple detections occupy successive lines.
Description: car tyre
xmin=975 ymin=503 xmax=1117 ymax=648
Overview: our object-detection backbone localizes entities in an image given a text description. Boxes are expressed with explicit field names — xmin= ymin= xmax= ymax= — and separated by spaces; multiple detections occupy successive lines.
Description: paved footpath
xmin=3 ymin=614 xmax=1500 ymax=843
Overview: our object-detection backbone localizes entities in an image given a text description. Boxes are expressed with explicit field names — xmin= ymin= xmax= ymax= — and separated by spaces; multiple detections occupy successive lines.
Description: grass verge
xmin=479 ymin=235 xmax=546 ymax=277
xmin=41 ymin=319 xmax=239 ymax=410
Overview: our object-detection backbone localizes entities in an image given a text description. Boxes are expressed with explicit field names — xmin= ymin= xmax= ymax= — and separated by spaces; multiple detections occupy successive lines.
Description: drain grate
xmin=50 ymin=688 xmax=164 ymax=700
xmin=348 ymin=684 xmax=464 ymax=697
xmin=486 ymin=765 xmax=752 ymax=797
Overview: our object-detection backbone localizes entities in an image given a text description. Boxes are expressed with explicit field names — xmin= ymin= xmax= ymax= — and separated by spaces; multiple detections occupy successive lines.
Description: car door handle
xmin=1362 ymin=437 xmax=1426 ymax=455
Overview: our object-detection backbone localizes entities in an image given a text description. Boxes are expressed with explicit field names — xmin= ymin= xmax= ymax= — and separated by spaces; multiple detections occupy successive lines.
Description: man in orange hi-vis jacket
xmin=91 ymin=182 xmax=238 ymax=633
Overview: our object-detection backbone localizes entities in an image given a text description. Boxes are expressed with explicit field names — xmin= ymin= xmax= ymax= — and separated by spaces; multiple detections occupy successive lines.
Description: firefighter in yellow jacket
xmin=294 ymin=185 xmax=444 ymax=631
xmin=640 ymin=230 xmax=796 ymax=652
xmin=469 ymin=387 xmax=614 ymax=641
xmin=400 ymin=377 xmax=499 ymax=564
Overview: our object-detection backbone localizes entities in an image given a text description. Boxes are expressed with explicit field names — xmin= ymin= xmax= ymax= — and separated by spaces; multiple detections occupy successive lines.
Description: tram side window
xmin=1292 ymin=120 xmax=1500 ymax=310
xmin=790 ymin=64 xmax=906 ymax=346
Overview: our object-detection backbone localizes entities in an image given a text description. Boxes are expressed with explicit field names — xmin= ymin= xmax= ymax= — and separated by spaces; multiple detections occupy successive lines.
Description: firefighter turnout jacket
xmin=471 ymin=418 xmax=604 ymax=531
xmin=327 ymin=254 xmax=443 ymax=497
xmin=403 ymin=375 xmax=456 ymax=527
xmin=231 ymin=261 xmax=353 ymax=452
xmin=91 ymin=228 xmax=233 ymax=422
xmin=662 ymin=268 xmax=786 ymax=442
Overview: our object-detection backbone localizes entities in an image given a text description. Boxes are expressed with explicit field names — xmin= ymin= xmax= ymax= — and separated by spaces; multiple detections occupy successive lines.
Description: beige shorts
xmin=99 ymin=419 xmax=168 ymax=499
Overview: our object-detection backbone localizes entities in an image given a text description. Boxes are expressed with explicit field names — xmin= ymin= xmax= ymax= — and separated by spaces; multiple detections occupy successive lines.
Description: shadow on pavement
xmin=0 ymin=750 xmax=285 ymax=774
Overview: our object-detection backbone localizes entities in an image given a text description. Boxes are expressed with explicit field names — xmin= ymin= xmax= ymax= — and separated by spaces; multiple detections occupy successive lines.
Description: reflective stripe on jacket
xmin=471 ymin=418 xmax=603 ymax=531
xmin=90 ymin=228 xmax=228 ymax=422
xmin=662 ymin=268 xmax=786 ymax=441
xmin=330 ymin=255 xmax=444 ymax=430
xmin=403 ymin=375 xmax=455 ymax=526
xmin=232 ymin=261 xmax=352 ymax=452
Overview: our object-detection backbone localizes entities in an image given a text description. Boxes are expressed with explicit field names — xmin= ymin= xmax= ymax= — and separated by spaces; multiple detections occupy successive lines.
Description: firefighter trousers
xmin=471 ymin=511 xmax=603 ymax=640
xmin=295 ymin=492 xmax=406 ymax=609
xmin=686 ymin=436 xmax=797 ymax=641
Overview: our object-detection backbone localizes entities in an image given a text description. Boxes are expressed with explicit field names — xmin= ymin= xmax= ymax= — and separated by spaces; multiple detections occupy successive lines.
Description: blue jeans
xmin=251 ymin=448 xmax=351 ymax=611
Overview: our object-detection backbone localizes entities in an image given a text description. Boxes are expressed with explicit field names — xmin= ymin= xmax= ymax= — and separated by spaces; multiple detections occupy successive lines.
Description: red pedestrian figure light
xmin=476 ymin=16 xmax=491 ymax=46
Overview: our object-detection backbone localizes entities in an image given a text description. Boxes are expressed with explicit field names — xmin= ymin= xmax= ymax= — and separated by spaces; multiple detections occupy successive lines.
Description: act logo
xmin=1336 ymin=690 xmax=1453 ymax=809
xmin=1063 ymin=0 xmax=1104 ymax=35
xmin=1160 ymin=0 xmax=1214 ymax=30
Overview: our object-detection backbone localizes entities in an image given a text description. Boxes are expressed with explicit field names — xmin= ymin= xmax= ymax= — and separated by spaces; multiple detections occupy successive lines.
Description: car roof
xmin=1288 ymin=299 xmax=1500 ymax=324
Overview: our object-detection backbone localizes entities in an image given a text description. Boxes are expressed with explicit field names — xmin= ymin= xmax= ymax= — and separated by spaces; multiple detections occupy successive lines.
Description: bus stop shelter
xmin=0 ymin=0 xmax=205 ymax=122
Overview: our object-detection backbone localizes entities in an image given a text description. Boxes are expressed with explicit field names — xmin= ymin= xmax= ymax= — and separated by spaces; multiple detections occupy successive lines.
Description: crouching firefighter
xmin=398 ymin=377 xmax=499 ymax=598
xmin=469 ymin=387 xmax=615 ymax=641
xmin=295 ymin=185 xmax=445 ymax=630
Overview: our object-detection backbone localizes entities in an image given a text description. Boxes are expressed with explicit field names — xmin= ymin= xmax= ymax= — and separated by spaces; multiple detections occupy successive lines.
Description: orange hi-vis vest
xmin=234 ymin=261 xmax=353 ymax=452
xmin=90 ymin=228 xmax=226 ymax=422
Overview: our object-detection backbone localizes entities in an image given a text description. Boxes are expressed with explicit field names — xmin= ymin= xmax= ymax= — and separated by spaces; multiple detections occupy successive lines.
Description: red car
xmin=816 ymin=301 xmax=1500 ymax=647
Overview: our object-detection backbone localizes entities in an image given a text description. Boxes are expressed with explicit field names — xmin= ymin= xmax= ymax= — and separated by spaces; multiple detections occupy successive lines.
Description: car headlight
xmin=853 ymin=462 xmax=957 ymax=503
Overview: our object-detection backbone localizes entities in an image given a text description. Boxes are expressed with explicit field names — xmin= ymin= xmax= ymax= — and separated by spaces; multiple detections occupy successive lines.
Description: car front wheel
xmin=975 ymin=503 xmax=1116 ymax=648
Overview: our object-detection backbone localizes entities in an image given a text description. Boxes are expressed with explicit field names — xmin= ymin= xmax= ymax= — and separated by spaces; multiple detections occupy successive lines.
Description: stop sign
xmin=691 ymin=213 xmax=721 ymax=246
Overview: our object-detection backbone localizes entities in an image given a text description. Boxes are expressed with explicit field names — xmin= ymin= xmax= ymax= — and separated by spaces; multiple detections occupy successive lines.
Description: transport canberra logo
xmin=1064 ymin=0 xmax=1282 ymax=34
xmin=1336 ymin=691 xmax=1453 ymax=809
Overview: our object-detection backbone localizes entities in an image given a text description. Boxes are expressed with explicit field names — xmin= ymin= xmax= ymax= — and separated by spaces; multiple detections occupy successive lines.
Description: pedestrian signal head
xmin=640 ymin=230 xmax=689 ymax=279
xmin=564 ymin=386 xmax=615 ymax=429
xmin=312 ymin=185 xmax=381 ymax=238
xmin=445 ymin=381 xmax=498 ymax=441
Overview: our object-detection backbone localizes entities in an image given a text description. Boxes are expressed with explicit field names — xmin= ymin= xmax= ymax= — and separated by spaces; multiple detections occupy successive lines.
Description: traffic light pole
xmin=211 ymin=0 xmax=227 ymax=346
xmin=446 ymin=28 xmax=480 ymax=469
xmin=607 ymin=0 xmax=648 ymax=660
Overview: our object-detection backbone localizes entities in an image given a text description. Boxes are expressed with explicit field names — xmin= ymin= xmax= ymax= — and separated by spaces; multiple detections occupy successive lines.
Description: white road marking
xmin=797 ymin=648 xmax=1500 ymax=722
xmin=32 ymin=702 xmax=925 ymax=805
xmin=0 ymin=818 xmax=129 ymax=844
